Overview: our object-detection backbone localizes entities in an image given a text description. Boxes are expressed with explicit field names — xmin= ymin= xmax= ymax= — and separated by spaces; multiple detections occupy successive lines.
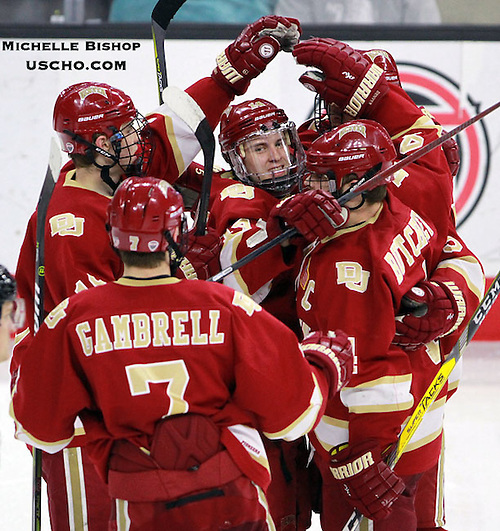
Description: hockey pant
xmin=41 ymin=446 xmax=112 ymax=531
xmin=107 ymin=415 xmax=275 ymax=531
xmin=415 ymin=440 xmax=447 ymax=530
xmin=263 ymin=437 xmax=321 ymax=531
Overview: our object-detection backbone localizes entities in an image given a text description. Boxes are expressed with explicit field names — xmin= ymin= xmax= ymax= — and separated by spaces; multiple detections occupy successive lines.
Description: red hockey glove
xmin=293 ymin=38 xmax=389 ymax=118
xmin=442 ymin=135 xmax=460 ymax=178
xmin=358 ymin=48 xmax=402 ymax=86
xmin=329 ymin=440 xmax=405 ymax=521
xmin=268 ymin=189 xmax=349 ymax=243
xmin=212 ymin=16 xmax=301 ymax=96
xmin=300 ymin=330 xmax=353 ymax=398
xmin=394 ymin=280 xmax=466 ymax=350
xmin=177 ymin=227 xmax=222 ymax=281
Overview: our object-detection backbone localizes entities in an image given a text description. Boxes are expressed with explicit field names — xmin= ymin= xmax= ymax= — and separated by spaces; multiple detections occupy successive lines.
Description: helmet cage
xmin=313 ymin=94 xmax=345 ymax=135
xmin=108 ymin=112 xmax=152 ymax=176
xmin=225 ymin=122 xmax=305 ymax=198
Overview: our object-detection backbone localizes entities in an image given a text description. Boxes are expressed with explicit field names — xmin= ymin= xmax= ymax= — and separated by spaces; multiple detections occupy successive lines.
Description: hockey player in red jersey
xmin=291 ymin=37 xmax=484 ymax=530
xmin=211 ymin=98 xmax=345 ymax=330
xmin=11 ymin=176 xmax=354 ymax=531
xmin=12 ymin=15 xmax=302 ymax=531
xmin=204 ymin=98 xmax=348 ymax=530
xmin=293 ymin=37 xmax=483 ymax=369
xmin=212 ymin=98 xmax=305 ymax=324
xmin=282 ymin=120 xmax=451 ymax=530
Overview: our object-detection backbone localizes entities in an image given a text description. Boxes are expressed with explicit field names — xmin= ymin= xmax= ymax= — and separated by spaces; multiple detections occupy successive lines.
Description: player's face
xmin=240 ymin=132 xmax=291 ymax=180
xmin=1 ymin=302 xmax=14 ymax=330
xmin=107 ymin=116 xmax=147 ymax=171
xmin=117 ymin=119 xmax=140 ymax=160
xmin=0 ymin=299 xmax=24 ymax=332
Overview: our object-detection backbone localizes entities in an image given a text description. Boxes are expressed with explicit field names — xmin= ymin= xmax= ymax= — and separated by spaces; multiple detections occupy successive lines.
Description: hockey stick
xmin=341 ymin=270 xmax=500 ymax=531
xmin=208 ymin=99 xmax=500 ymax=283
xmin=151 ymin=0 xmax=187 ymax=101
xmin=152 ymin=0 xmax=215 ymax=235
xmin=32 ymin=137 xmax=62 ymax=531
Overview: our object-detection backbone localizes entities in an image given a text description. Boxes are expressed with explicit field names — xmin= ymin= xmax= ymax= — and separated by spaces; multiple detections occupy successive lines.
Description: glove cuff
xmin=177 ymin=257 xmax=199 ymax=280
xmin=212 ymin=49 xmax=249 ymax=96
xmin=434 ymin=280 xmax=466 ymax=336
xmin=301 ymin=342 xmax=343 ymax=398
xmin=344 ymin=63 xmax=389 ymax=118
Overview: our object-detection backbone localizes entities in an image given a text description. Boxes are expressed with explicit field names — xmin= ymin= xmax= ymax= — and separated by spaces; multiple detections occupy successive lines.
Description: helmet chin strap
xmin=92 ymin=161 xmax=121 ymax=194
xmin=63 ymin=129 xmax=123 ymax=194
xmin=334 ymin=163 xmax=382 ymax=211
xmin=164 ymin=230 xmax=183 ymax=275
xmin=346 ymin=193 xmax=366 ymax=211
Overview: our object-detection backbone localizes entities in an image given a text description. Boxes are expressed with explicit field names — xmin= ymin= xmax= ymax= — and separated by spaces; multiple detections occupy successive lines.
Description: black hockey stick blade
xmin=208 ymin=99 xmax=500 ymax=283
xmin=151 ymin=0 xmax=187 ymax=103
xmin=151 ymin=0 xmax=214 ymax=235
xmin=151 ymin=19 xmax=168 ymax=103
xmin=152 ymin=0 xmax=187 ymax=30
xmin=34 ymin=138 xmax=60 ymax=332
xmin=341 ymin=270 xmax=500 ymax=531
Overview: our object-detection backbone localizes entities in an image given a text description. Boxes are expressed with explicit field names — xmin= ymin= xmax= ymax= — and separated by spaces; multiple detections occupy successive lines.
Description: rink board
xmin=1 ymin=33 xmax=499 ymax=338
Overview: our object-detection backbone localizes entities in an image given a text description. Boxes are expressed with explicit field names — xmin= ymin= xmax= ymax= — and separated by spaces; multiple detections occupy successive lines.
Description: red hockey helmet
xmin=53 ymin=82 xmax=138 ymax=155
xmin=107 ymin=177 xmax=184 ymax=253
xmin=306 ymin=120 xmax=397 ymax=190
xmin=219 ymin=98 xmax=305 ymax=198
xmin=53 ymin=82 xmax=153 ymax=176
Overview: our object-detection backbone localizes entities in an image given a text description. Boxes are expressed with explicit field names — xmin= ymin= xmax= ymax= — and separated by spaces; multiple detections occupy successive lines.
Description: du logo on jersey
xmin=398 ymin=63 xmax=490 ymax=227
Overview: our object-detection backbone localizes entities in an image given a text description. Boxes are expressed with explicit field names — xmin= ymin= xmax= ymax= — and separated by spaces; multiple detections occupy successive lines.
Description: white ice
xmin=1 ymin=342 xmax=499 ymax=530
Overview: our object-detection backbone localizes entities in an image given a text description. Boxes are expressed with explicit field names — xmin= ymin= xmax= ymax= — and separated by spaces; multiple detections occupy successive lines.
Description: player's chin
xmin=269 ymin=167 xmax=288 ymax=178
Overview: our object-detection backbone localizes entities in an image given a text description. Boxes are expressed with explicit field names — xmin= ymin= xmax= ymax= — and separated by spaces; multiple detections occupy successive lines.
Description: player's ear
xmin=94 ymin=134 xmax=110 ymax=149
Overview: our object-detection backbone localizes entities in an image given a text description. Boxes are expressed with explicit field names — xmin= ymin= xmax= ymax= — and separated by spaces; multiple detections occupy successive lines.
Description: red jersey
xmin=13 ymin=78 xmax=233 ymax=369
xmin=296 ymin=194 xmax=446 ymax=475
xmin=11 ymin=278 xmax=329 ymax=490
xmin=369 ymin=86 xmax=485 ymax=388
xmin=146 ymin=79 xmax=232 ymax=181
xmin=15 ymin=169 xmax=122 ymax=336
xmin=207 ymin=174 xmax=302 ymax=334
xmin=299 ymin=84 xmax=485 ymax=359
